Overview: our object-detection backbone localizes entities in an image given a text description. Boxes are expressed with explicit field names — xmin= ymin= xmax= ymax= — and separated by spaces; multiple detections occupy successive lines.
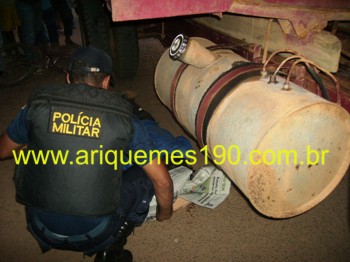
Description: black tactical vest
xmin=14 ymin=84 xmax=133 ymax=216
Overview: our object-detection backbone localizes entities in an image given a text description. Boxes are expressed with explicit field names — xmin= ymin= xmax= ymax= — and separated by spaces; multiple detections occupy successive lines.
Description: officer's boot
xmin=94 ymin=221 xmax=135 ymax=262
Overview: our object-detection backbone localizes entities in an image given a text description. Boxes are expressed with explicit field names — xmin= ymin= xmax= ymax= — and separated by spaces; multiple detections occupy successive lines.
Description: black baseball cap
xmin=68 ymin=46 xmax=113 ymax=75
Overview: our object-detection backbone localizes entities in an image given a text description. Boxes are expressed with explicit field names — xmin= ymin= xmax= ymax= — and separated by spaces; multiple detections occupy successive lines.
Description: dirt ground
xmin=0 ymin=33 xmax=350 ymax=262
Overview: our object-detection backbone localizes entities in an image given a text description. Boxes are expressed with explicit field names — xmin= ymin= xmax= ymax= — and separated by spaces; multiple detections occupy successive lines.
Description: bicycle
xmin=0 ymin=42 xmax=74 ymax=88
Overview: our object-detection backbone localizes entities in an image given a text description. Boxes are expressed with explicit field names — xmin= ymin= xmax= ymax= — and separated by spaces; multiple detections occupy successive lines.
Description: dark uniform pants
xmin=26 ymin=166 xmax=155 ymax=256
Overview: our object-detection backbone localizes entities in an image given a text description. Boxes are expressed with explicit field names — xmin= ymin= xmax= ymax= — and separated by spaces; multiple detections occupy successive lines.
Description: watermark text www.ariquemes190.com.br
xmin=12 ymin=144 xmax=329 ymax=170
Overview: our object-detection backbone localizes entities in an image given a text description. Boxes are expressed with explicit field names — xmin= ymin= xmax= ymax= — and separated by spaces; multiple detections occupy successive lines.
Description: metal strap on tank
xmin=195 ymin=63 xmax=263 ymax=147
xmin=170 ymin=63 xmax=189 ymax=119
xmin=170 ymin=45 xmax=232 ymax=120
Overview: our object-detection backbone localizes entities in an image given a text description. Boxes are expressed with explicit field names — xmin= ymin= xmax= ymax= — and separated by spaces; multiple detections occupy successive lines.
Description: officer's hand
xmin=143 ymin=158 xmax=174 ymax=222
xmin=156 ymin=205 xmax=173 ymax=221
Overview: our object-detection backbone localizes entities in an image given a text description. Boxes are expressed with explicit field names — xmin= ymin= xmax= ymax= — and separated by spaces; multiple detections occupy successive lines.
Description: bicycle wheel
xmin=0 ymin=43 xmax=37 ymax=87
xmin=44 ymin=46 xmax=72 ymax=74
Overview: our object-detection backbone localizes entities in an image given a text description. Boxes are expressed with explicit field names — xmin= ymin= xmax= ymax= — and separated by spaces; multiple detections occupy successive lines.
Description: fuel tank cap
xmin=169 ymin=34 xmax=188 ymax=60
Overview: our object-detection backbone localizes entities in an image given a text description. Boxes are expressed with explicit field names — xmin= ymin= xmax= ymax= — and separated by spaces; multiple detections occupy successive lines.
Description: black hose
xmin=305 ymin=64 xmax=329 ymax=100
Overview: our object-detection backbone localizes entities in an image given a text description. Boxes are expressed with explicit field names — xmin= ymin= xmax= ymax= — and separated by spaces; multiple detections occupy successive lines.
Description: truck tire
xmin=76 ymin=0 xmax=139 ymax=79
xmin=111 ymin=23 xmax=139 ymax=79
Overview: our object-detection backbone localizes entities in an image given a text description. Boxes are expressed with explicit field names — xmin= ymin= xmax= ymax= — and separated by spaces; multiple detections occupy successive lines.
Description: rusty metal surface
xmin=110 ymin=0 xmax=350 ymax=22
xmin=110 ymin=0 xmax=350 ymax=38
xmin=155 ymin=36 xmax=350 ymax=218
xmin=260 ymin=0 xmax=350 ymax=9
xmin=110 ymin=0 xmax=232 ymax=21
xmin=207 ymin=75 xmax=350 ymax=218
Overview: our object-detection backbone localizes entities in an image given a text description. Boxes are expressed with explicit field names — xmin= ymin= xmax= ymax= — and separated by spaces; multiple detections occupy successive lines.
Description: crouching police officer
xmin=0 ymin=47 xmax=173 ymax=261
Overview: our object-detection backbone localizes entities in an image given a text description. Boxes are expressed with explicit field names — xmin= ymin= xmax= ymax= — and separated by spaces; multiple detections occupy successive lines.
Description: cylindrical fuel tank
xmin=154 ymin=35 xmax=350 ymax=218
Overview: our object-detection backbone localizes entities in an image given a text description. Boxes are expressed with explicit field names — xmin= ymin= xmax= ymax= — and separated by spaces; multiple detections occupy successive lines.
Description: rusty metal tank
xmin=154 ymin=34 xmax=350 ymax=218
